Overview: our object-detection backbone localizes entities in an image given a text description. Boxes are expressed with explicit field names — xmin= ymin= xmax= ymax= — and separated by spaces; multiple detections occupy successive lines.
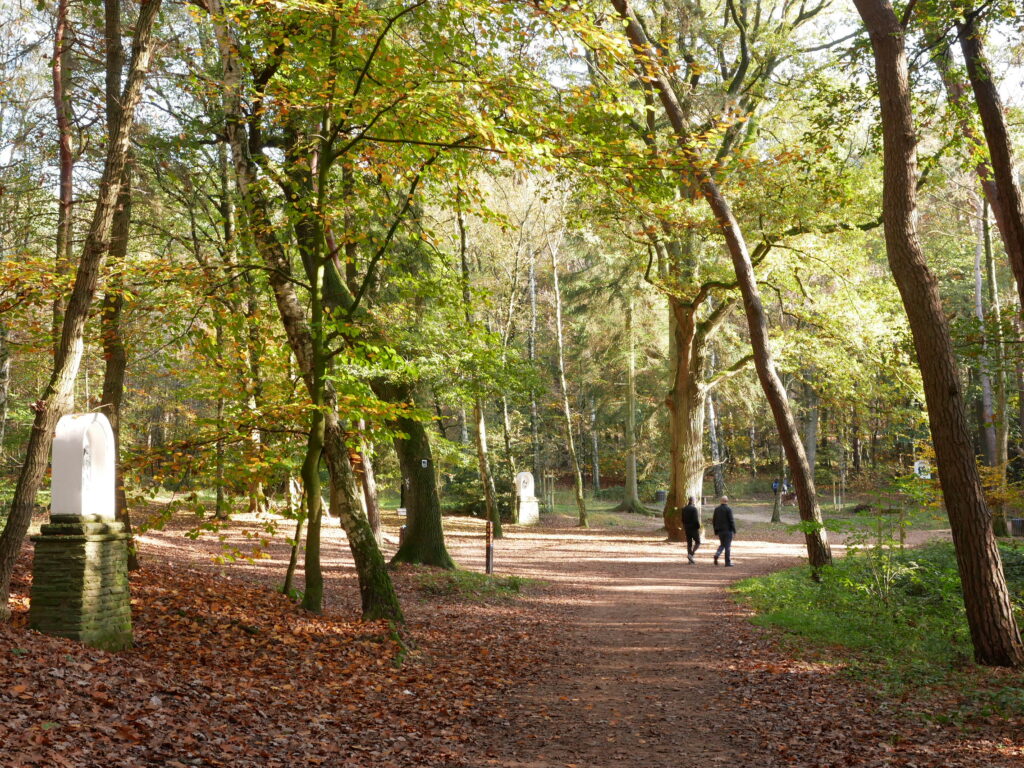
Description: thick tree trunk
xmin=0 ymin=0 xmax=163 ymax=619
xmin=551 ymin=238 xmax=587 ymax=527
xmin=855 ymin=0 xmax=1023 ymax=666
xmin=612 ymin=0 xmax=830 ymax=569
xmin=387 ymin=399 xmax=454 ymax=569
xmin=666 ymin=297 xmax=708 ymax=541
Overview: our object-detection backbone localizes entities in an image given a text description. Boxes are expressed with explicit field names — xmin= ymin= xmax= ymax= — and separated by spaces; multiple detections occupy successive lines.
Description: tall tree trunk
xmin=550 ymin=235 xmax=587 ymax=527
xmin=973 ymin=191 xmax=998 ymax=467
xmin=707 ymin=392 xmax=725 ymax=498
xmin=749 ymin=423 xmax=757 ymax=477
xmin=803 ymin=383 xmax=819 ymax=474
xmin=52 ymin=0 xmax=74 ymax=356
xmin=384 ymin=392 xmax=454 ymax=569
xmin=100 ymin=0 xmax=137 ymax=570
xmin=854 ymin=0 xmax=1023 ymax=666
xmin=590 ymin=397 xmax=601 ymax=494
xmin=457 ymin=201 xmax=501 ymax=537
xmin=500 ymin=395 xmax=518 ymax=523
xmin=957 ymin=15 xmax=1024 ymax=317
xmin=473 ymin=400 xmax=501 ymax=537
xmin=357 ymin=421 xmax=381 ymax=544
xmin=0 ymin=0 xmax=163 ymax=619
xmin=612 ymin=0 xmax=831 ymax=569
xmin=666 ymin=297 xmax=708 ymax=540
xmin=616 ymin=298 xmax=645 ymax=513
xmin=0 ymin=328 xmax=10 ymax=455
xmin=528 ymin=253 xmax=541 ymax=481
xmin=984 ymin=203 xmax=1009 ymax=472
xmin=300 ymin=408 xmax=325 ymax=613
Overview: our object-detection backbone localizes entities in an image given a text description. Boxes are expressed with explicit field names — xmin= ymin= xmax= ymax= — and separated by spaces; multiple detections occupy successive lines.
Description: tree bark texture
xmin=381 ymin=386 xmax=454 ymax=569
xmin=854 ymin=0 xmax=1023 ymax=666
xmin=0 ymin=0 xmax=163 ymax=619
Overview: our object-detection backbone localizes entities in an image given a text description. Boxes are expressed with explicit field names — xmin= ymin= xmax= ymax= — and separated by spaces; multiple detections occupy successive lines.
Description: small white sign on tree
xmin=51 ymin=413 xmax=116 ymax=519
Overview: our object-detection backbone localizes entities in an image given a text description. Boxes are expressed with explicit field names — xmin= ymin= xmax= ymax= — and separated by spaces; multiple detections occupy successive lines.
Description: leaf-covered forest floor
xmin=2 ymin=502 xmax=1022 ymax=767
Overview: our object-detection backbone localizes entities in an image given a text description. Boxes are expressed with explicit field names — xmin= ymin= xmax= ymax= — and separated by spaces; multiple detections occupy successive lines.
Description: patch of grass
xmin=735 ymin=540 xmax=1024 ymax=720
xmin=415 ymin=568 xmax=535 ymax=602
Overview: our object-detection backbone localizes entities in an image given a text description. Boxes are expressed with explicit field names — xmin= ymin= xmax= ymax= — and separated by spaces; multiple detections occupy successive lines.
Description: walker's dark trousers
xmin=686 ymin=528 xmax=701 ymax=557
xmin=715 ymin=532 xmax=733 ymax=565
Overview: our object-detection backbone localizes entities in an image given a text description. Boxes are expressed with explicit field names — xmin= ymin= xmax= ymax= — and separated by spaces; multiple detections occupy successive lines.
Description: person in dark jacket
xmin=712 ymin=496 xmax=736 ymax=567
xmin=681 ymin=496 xmax=701 ymax=564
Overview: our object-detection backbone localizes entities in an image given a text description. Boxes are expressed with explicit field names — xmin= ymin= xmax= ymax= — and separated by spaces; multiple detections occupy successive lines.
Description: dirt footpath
xmin=452 ymin=515 xmax=1020 ymax=768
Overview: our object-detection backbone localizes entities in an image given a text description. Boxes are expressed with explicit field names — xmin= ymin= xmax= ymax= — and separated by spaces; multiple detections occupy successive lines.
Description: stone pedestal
xmin=30 ymin=514 xmax=133 ymax=651
xmin=518 ymin=497 xmax=540 ymax=525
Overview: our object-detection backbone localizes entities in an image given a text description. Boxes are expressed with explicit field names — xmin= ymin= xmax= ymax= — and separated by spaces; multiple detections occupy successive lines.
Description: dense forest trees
xmin=0 ymin=0 xmax=1022 ymax=662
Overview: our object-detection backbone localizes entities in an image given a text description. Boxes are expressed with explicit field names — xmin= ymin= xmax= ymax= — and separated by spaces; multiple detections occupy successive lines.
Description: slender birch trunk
xmin=550 ymin=235 xmax=587 ymax=527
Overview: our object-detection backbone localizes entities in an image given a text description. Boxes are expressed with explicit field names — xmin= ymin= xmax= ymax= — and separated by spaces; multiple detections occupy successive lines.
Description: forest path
xmin=456 ymin=521 xmax=805 ymax=767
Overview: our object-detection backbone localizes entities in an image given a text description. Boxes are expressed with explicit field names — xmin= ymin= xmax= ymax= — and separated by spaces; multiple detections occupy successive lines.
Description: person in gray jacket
xmin=712 ymin=496 xmax=736 ymax=567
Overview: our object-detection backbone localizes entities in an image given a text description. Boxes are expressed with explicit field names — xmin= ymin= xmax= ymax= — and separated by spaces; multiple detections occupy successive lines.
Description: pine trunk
xmin=855 ymin=0 xmax=1023 ymax=666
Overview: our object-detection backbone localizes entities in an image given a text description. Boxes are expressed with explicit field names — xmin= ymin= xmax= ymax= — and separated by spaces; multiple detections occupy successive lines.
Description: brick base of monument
xmin=30 ymin=515 xmax=133 ymax=651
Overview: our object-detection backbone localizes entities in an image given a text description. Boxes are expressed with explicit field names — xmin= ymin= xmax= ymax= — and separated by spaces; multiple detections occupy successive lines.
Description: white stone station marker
xmin=515 ymin=470 xmax=540 ymax=525
xmin=51 ymin=413 xmax=117 ymax=520
xmin=30 ymin=412 xmax=134 ymax=650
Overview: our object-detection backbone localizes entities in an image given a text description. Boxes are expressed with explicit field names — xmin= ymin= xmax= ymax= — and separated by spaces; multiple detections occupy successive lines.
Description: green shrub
xmin=735 ymin=540 xmax=1024 ymax=700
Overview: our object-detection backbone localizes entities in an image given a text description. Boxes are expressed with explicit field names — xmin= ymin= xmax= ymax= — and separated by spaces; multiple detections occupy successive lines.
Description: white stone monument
xmin=30 ymin=412 xmax=133 ymax=650
xmin=515 ymin=470 xmax=540 ymax=525
xmin=52 ymin=412 xmax=116 ymax=519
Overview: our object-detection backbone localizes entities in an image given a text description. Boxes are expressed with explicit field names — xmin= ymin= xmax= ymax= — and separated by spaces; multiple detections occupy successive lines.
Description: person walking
xmin=712 ymin=496 xmax=736 ymax=567
xmin=681 ymin=496 xmax=701 ymax=564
